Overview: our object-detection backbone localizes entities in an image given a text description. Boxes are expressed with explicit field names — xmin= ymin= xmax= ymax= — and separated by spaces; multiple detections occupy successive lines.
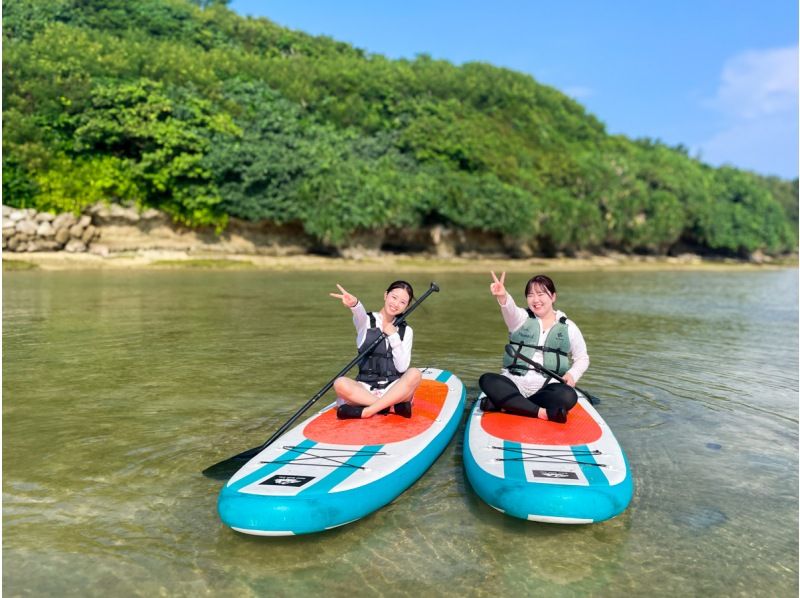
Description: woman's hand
xmin=330 ymin=284 xmax=358 ymax=308
xmin=563 ymin=373 xmax=576 ymax=387
xmin=382 ymin=320 xmax=398 ymax=336
xmin=490 ymin=271 xmax=508 ymax=305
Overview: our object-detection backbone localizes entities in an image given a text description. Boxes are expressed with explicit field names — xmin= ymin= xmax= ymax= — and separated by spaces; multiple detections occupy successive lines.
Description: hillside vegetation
xmin=3 ymin=0 xmax=797 ymax=256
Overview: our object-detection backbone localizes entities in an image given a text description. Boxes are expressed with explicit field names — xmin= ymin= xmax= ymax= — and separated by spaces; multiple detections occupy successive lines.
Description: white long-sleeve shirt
xmin=499 ymin=294 xmax=589 ymax=396
xmin=350 ymin=302 xmax=414 ymax=373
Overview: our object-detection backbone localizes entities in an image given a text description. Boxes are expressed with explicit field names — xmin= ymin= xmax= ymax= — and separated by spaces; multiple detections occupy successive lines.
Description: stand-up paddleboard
xmin=218 ymin=368 xmax=465 ymax=536
xmin=464 ymin=393 xmax=633 ymax=524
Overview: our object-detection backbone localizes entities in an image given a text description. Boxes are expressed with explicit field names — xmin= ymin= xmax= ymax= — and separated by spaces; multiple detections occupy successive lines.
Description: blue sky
xmin=229 ymin=0 xmax=798 ymax=180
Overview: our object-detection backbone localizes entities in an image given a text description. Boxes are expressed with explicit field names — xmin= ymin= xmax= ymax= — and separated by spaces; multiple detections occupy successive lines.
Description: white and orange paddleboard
xmin=218 ymin=368 xmax=465 ymax=535
xmin=464 ymin=393 xmax=633 ymax=524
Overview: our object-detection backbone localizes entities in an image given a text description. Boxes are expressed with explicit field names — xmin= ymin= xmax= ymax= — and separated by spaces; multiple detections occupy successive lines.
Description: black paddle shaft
xmin=202 ymin=282 xmax=440 ymax=479
xmin=503 ymin=343 xmax=599 ymax=405
xmin=249 ymin=282 xmax=440 ymax=452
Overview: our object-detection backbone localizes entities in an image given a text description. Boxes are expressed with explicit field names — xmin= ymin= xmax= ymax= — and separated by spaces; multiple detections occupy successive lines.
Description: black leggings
xmin=478 ymin=373 xmax=578 ymax=420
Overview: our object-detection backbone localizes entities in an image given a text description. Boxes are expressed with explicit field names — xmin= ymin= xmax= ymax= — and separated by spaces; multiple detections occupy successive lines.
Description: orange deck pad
xmin=480 ymin=402 xmax=602 ymax=446
xmin=303 ymin=380 xmax=449 ymax=445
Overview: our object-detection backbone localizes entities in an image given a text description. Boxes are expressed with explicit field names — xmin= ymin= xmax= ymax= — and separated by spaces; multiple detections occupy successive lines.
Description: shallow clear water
xmin=3 ymin=268 xmax=798 ymax=597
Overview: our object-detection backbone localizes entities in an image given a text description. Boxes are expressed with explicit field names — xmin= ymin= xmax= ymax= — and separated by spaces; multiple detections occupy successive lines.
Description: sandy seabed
xmin=2 ymin=249 xmax=796 ymax=272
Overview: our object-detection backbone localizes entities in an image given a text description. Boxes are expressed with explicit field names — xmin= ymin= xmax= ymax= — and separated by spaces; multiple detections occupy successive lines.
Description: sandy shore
xmin=2 ymin=249 xmax=796 ymax=272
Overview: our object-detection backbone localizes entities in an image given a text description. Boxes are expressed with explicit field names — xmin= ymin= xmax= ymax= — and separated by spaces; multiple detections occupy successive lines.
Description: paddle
xmin=202 ymin=282 xmax=440 ymax=480
xmin=503 ymin=344 xmax=601 ymax=405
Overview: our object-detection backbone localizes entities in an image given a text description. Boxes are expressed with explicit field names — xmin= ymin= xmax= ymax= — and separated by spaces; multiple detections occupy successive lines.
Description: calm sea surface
xmin=3 ymin=268 xmax=798 ymax=597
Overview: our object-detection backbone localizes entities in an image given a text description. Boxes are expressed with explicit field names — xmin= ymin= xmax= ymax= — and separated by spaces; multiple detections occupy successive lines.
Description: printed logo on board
xmin=260 ymin=475 xmax=315 ymax=487
xmin=532 ymin=470 xmax=579 ymax=480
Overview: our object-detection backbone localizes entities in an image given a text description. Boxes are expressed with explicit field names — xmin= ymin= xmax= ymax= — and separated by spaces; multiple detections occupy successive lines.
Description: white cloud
xmin=699 ymin=46 xmax=798 ymax=178
xmin=709 ymin=46 xmax=798 ymax=119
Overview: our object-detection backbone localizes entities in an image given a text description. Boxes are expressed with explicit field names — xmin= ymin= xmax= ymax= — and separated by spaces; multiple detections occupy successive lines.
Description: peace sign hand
xmin=330 ymin=284 xmax=358 ymax=308
xmin=490 ymin=271 xmax=508 ymax=305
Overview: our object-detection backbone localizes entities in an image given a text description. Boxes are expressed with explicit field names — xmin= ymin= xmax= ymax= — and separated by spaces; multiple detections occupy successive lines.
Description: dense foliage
xmin=3 ymin=0 xmax=797 ymax=254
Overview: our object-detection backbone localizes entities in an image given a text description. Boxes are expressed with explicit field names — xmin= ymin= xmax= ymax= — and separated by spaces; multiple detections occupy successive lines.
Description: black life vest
xmin=355 ymin=313 xmax=407 ymax=386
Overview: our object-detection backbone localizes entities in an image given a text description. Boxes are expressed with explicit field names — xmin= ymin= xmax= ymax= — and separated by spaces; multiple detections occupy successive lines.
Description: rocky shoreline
xmin=3 ymin=206 xmax=102 ymax=254
xmin=2 ymin=203 xmax=796 ymax=272
xmin=4 ymin=202 xmax=536 ymax=259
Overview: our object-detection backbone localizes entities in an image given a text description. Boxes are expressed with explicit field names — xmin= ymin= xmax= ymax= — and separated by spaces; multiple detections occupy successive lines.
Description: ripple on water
xmin=3 ymin=268 xmax=798 ymax=596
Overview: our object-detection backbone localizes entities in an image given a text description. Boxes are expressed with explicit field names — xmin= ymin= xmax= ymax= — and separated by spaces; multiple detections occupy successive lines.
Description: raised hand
xmin=490 ymin=271 xmax=507 ymax=304
xmin=330 ymin=283 xmax=358 ymax=308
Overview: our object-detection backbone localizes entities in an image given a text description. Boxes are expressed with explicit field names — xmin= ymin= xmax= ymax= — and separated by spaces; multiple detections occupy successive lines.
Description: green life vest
xmin=503 ymin=309 xmax=571 ymax=376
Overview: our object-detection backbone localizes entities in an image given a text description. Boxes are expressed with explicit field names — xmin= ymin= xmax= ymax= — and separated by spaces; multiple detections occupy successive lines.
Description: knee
xmin=405 ymin=368 xmax=422 ymax=385
xmin=565 ymin=387 xmax=578 ymax=409
xmin=555 ymin=384 xmax=578 ymax=410
xmin=479 ymin=372 xmax=507 ymax=395
xmin=333 ymin=377 xmax=349 ymax=394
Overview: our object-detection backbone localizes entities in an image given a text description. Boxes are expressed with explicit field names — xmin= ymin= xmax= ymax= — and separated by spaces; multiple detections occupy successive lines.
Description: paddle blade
xmin=201 ymin=445 xmax=261 ymax=481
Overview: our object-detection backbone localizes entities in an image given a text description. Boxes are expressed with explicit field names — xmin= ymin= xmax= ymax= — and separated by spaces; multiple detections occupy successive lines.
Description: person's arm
xmin=330 ymin=284 xmax=369 ymax=345
xmin=351 ymin=301 xmax=369 ymax=346
xmin=387 ymin=325 xmax=414 ymax=372
xmin=499 ymin=293 xmax=529 ymax=333
xmin=490 ymin=271 xmax=527 ymax=333
xmin=565 ymin=322 xmax=590 ymax=384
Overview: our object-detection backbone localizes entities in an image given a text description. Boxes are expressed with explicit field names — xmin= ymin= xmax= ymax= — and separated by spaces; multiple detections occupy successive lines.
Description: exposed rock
xmin=338 ymin=230 xmax=385 ymax=259
xmin=382 ymin=227 xmax=432 ymax=254
xmin=35 ymin=212 xmax=56 ymax=223
xmin=88 ymin=244 xmax=110 ymax=257
xmin=36 ymin=221 xmax=55 ymax=238
xmin=64 ymin=239 xmax=87 ymax=253
xmin=1 ymin=202 xmax=786 ymax=262
xmin=140 ymin=208 xmax=163 ymax=221
xmin=672 ymin=253 xmax=702 ymax=264
xmin=424 ymin=227 xmax=510 ymax=258
xmin=81 ymin=225 xmax=97 ymax=244
xmin=27 ymin=240 xmax=61 ymax=252
xmin=53 ymin=213 xmax=77 ymax=230
xmin=109 ymin=204 xmax=140 ymax=222
xmin=430 ymin=225 xmax=456 ymax=258
xmin=69 ymin=223 xmax=86 ymax=239
xmin=93 ymin=212 xmax=314 ymax=255
xmin=88 ymin=203 xmax=111 ymax=219
xmin=749 ymin=250 xmax=769 ymax=264
xmin=15 ymin=220 xmax=37 ymax=235
xmin=54 ymin=227 xmax=71 ymax=245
